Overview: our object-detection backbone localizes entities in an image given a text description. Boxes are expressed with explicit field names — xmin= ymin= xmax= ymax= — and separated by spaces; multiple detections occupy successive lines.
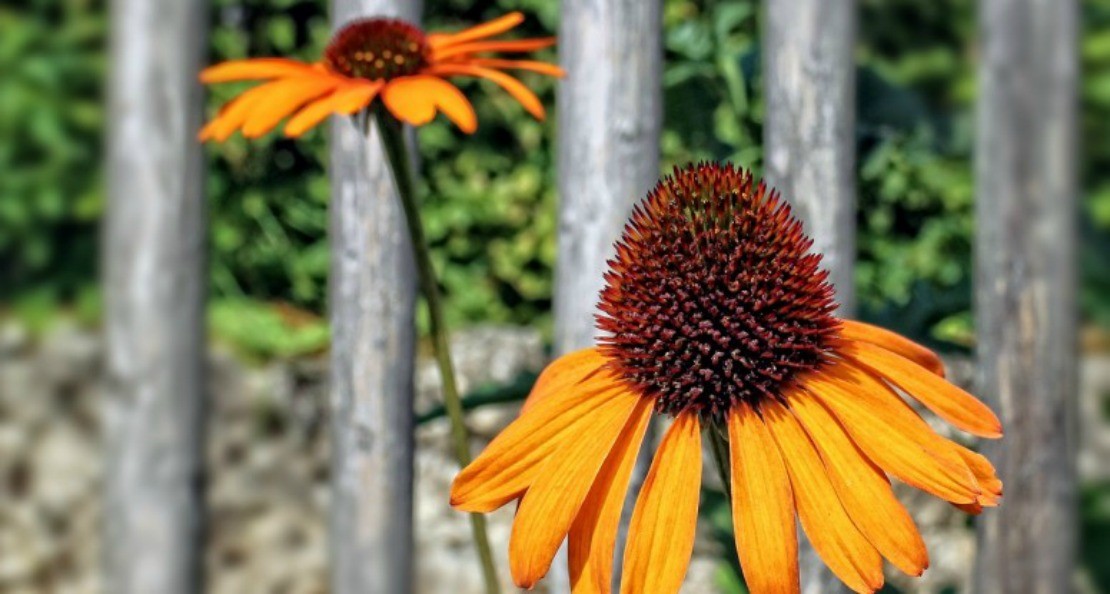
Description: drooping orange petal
xmin=952 ymin=444 xmax=1003 ymax=504
xmin=240 ymin=76 xmax=341 ymax=138
xmin=838 ymin=320 xmax=946 ymax=377
xmin=429 ymin=64 xmax=545 ymax=120
xmin=803 ymin=363 xmax=981 ymax=504
xmin=842 ymin=340 xmax=1002 ymax=438
xmin=200 ymin=80 xmax=290 ymax=142
xmin=433 ymin=37 xmax=557 ymax=61
xmin=381 ymin=75 xmax=478 ymax=132
xmin=200 ymin=58 xmax=318 ymax=83
xmin=451 ymin=373 xmax=633 ymax=513
xmin=952 ymin=446 xmax=999 ymax=517
xmin=763 ymin=400 xmax=884 ymax=594
xmin=428 ymin=12 xmax=525 ymax=48
xmin=619 ymin=413 xmax=701 ymax=594
xmin=567 ymin=399 xmax=652 ymax=594
xmin=787 ymin=388 xmax=929 ymax=577
xmin=198 ymin=93 xmax=255 ymax=142
xmin=954 ymin=501 xmax=985 ymax=515
xmin=728 ymin=402 xmax=800 ymax=594
xmin=510 ymin=392 xmax=647 ymax=588
xmin=522 ymin=348 xmax=609 ymax=414
xmin=283 ymin=81 xmax=382 ymax=137
xmin=469 ymin=58 xmax=566 ymax=77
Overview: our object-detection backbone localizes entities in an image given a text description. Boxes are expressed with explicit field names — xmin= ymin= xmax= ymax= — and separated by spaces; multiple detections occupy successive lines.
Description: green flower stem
xmin=373 ymin=110 xmax=501 ymax=594
xmin=708 ymin=425 xmax=732 ymax=502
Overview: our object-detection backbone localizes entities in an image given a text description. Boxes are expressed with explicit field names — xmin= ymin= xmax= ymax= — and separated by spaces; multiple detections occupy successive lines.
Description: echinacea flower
xmin=198 ymin=12 xmax=562 ymax=140
xmin=450 ymin=163 xmax=1003 ymax=594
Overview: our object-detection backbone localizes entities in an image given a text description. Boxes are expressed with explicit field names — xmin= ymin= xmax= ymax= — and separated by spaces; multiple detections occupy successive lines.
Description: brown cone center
xmin=596 ymin=163 xmax=840 ymax=420
xmin=324 ymin=18 xmax=429 ymax=81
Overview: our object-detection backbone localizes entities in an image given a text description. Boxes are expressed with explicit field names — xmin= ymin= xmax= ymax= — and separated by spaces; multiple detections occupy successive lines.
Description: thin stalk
xmin=707 ymin=424 xmax=732 ymax=502
xmin=373 ymin=110 xmax=501 ymax=594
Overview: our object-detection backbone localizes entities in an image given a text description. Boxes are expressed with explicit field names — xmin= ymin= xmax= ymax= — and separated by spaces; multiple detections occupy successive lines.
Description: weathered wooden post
xmin=328 ymin=1 xmax=421 ymax=592
xmin=103 ymin=0 xmax=208 ymax=592
xmin=555 ymin=0 xmax=663 ymax=590
xmin=973 ymin=1 xmax=1079 ymax=592
xmin=763 ymin=0 xmax=857 ymax=592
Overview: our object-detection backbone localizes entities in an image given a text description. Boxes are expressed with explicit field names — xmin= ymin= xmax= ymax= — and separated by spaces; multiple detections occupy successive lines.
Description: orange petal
xmin=381 ymin=75 xmax=478 ymax=132
xmin=522 ymin=348 xmax=609 ymax=414
xmin=838 ymin=320 xmax=946 ymax=377
xmin=842 ymin=340 xmax=1002 ymax=438
xmin=433 ymin=37 xmax=557 ymax=61
xmin=199 ymin=81 xmax=287 ymax=142
xmin=510 ymin=392 xmax=647 ymax=588
xmin=430 ymin=64 xmax=545 ymax=120
xmin=763 ymin=400 xmax=884 ymax=594
xmin=952 ymin=444 xmax=1003 ymax=504
xmin=429 ymin=12 xmax=525 ymax=48
xmin=953 ymin=502 xmax=984 ymax=515
xmin=450 ymin=372 xmax=630 ymax=513
xmin=619 ymin=413 xmax=702 ymax=594
xmin=567 ymin=399 xmax=652 ymax=594
xmin=728 ymin=403 xmax=800 ymax=594
xmin=241 ymin=76 xmax=341 ymax=138
xmin=787 ymin=388 xmax=929 ymax=577
xmin=283 ymin=82 xmax=382 ymax=137
xmin=200 ymin=58 xmax=317 ymax=83
xmin=469 ymin=58 xmax=566 ymax=77
xmin=803 ymin=363 xmax=981 ymax=504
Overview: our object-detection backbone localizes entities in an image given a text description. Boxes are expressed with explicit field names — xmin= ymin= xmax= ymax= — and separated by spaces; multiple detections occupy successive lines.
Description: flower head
xmin=198 ymin=12 xmax=562 ymax=141
xmin=598 ymin=164 xmax=839 ymax=419
xmin=451 ymin=163 xmax=1003 ymax=594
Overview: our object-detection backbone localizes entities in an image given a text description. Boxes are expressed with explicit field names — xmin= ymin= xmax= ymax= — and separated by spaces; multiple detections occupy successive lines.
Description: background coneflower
xmin=197 ymin=12 xmax=562 ymax=594
xmin=451 ymin=162 xmax=1003 ymax=594
xmin=198 ymin=12 xmax=561 ymax=140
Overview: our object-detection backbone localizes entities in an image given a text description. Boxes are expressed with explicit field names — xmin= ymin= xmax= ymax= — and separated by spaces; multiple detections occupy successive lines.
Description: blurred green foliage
xmin=0 ymin=0 xmax=104 ymax=308
xmin=1 ymin=0 xmax=1108 ymax=357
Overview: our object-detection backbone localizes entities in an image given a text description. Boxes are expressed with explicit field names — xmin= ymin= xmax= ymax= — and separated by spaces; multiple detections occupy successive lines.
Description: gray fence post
xmin=973 ymin=0 xmax=1080 ymax=592
xmin=328 ymin=1 xmax=421 ymax=593
xmin=554 ymin=0 xmax=663 ymax=590
xmin=763 ymin=0 xmax=857 ymax=592
xmin=103 ymin=0 xmax=208 ymax=592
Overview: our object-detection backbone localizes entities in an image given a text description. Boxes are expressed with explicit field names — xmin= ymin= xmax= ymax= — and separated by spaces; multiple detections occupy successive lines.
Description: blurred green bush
xmin=1 ymin=0 xmax=1108 ymax=358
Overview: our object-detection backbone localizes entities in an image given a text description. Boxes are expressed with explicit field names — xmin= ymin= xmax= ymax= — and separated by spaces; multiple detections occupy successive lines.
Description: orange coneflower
xmin=451 ymin=163 xmax=1003 ymax=594
xmin=198 ymin=12 xmax=561 ymax=140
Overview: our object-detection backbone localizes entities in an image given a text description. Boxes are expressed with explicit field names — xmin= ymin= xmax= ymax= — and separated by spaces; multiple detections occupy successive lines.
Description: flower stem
xmin=708 ymin=425 xmax=732 ymax=502
xmin=373 ymin=110 xmax=501 ymax=594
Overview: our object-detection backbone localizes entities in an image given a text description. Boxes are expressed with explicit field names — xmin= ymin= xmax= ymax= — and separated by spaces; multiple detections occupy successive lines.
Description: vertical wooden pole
xmin=328 ymin=1 xmax=420 ymax=593
xmin=763 ymin=0 xmax=856 ymax=592
xmin=555 ymin=0 xmax=663 ymax=590
xmin=973 ymin=1 xmax=1079 ymax=592
xmin=103 ymin=0 xmax=208 ymax=592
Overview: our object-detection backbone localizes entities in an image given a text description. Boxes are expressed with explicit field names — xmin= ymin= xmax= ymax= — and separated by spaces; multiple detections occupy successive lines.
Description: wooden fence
xmin=104 ymin=0 xmax=208 ymax=592
xmin=103 ymin=0 xmax=1080 ymax=592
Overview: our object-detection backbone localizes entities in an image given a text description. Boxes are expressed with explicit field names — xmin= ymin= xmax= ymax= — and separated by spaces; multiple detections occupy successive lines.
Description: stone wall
xmin=0 ymin=321 xmax=1106 ymax=594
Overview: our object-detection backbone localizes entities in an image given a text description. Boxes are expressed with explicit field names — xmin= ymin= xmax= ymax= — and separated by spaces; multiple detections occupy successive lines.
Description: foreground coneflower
xmin=198 ymin=11 xmax=561 ymax=140
xmin=451 ymin=163 xmax=1002 ymax=594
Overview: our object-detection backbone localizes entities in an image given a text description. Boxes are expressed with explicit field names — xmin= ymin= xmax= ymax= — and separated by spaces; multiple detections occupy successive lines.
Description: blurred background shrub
xmin=1 ymin=0 xmax=1108 ymax=359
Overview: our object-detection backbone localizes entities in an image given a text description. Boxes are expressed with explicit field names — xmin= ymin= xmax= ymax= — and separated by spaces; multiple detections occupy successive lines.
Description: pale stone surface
xmin=0 ymin=321 xmax=1106 ymax=593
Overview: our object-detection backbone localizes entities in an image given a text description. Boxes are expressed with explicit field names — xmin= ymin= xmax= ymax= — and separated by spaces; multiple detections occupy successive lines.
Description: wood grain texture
xmin=763 ymin=1 xmax=857 ymax=592
xmin=328 ymin=2 xmax=420 ymax=593
xmin=103 ymin=0 xmax=208 ymax=592
xmin=763 ymin=0 xmax=858 ymax=314
xmin=973 ymin=1 xmax=1080 ymax=592
xmin=555 ymin=1 xmax=663 ymax=591
xmin=555 ymin=0 xmax=663 ymax=353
